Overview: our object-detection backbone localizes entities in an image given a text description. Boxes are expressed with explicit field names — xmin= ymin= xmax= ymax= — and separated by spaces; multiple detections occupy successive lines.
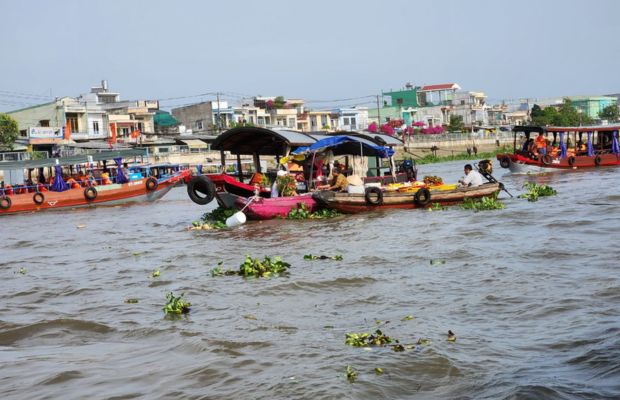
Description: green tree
xmin=530 ymin=104 xmax=545 ymax=125
xmin=530 ymin=99 xmax=593 ymax=126
xmin=273 ymin=96 xmax=286 ymax=109
xmin=447 ymin=115 xmax=465 ymax=132
xmin=598 ymin=104 xmax=619 ymax=122
xmin=0 ymin=113 xmax=19 ymax=150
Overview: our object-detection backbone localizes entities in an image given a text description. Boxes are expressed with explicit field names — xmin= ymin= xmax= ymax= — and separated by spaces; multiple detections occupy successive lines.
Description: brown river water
xmin=1 ymin=161 xmax=619 ymax=400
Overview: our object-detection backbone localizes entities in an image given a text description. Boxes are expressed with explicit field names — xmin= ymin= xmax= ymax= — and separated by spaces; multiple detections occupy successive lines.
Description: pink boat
xmin=233 ymin=193 xmax=319 ymax=220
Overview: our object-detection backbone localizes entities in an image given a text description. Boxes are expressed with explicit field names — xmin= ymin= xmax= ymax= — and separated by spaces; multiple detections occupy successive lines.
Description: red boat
xmin=496 ymin=125 xmax=620 ymax=174
xmin=233 ymin=193 xmax=319 ymax=220
xmin=0 ymin=150 xmax=190 ymax=215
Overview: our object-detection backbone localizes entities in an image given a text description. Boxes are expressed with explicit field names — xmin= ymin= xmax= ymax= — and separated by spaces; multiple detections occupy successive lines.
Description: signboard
xmin=28 ymin=127 xmax=62 ymax=139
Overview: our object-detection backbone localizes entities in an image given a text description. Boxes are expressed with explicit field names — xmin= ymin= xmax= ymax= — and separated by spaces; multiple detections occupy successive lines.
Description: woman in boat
xmin=318 ymin=167 xmax=348 ymax=192
xmin=100 ymin=172 xmax=112 ymax=185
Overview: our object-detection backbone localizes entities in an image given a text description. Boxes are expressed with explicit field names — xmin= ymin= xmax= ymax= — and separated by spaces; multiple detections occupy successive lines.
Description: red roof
xmin=420 ymin=83 xmax=460 ymax=92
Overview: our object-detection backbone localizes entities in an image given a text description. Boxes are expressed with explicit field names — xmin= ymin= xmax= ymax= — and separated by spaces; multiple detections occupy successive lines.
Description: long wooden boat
xmin=496 ymin=125 xmax=620 ymax=174
xmin=0 ymin=150 xmax=190 ymax=215
xmin=233 ymin=193 xmax=319 ymax=220
xmin=312 ymin=182 xmax=501 ymax=213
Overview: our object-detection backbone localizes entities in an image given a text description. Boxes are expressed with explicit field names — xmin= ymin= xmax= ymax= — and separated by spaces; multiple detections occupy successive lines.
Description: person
xmin=100 ymin=172 xmax=112 ymax=185
xmin=249 ymin=171 xmax=266 ymax=186
xmin=318 ymin=167 xmax=348 ymax=191
xmin=275 ymin=169 xmax=297 ymax=197
xmin=271 ymin=170 xmax=287 ymax=197
xmin=458 ymin=164 xmax=484 ymax=188
xmin=535 ymin=132 xmax=547 ymax=155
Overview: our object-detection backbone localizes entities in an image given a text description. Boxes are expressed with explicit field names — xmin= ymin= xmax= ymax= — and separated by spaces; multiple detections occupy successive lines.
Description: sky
xmin=1 ymin=0 xmax=619 ymax=112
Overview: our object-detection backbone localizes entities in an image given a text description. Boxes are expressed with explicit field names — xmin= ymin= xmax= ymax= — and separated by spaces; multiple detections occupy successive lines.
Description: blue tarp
xmin=613 ymin=131 xmax=620 ymax=155
xmin=114 ymin=157 xmax=128 ymax=184
xmin=51 ymin=164 xmax=69 ymax=192
xmin=559 ymin=132 xmax=567 ymax=159
xmin=587 ymin=132 xmax=594 ymax=157
xmin=292 ymin=135 xmax=394 ymax=158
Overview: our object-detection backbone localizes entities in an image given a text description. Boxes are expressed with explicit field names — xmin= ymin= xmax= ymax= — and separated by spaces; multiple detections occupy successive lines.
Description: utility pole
xmin=376 ymin=94 xmax=381 ymax=125
xmin=216 ymin=92 xmax=221 ymax=134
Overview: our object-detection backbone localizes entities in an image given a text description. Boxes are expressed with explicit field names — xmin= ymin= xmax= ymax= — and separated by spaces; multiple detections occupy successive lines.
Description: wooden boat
xmin=0 ymin=149 xmax=190 ymax=215
xmin=496 ymin=125 xmax=620 ymax=174
xmin=233 ymin=193 xmax=319 ymax=220
xmin=186 ymin=127 xmax=403 ymax=216
xmin=312 ymin=182 xmax=501 ymax=213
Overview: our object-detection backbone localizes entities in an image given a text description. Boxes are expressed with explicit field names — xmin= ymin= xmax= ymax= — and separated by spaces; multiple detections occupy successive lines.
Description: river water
xmin=1 ymin=160 xmax=619 ymax=400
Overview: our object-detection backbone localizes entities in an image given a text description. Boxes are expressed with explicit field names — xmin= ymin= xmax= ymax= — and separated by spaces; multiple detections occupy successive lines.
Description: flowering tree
xmin=367 ymin=122 xmax=378 ymax=133
xmin=380 ymin=124 xmax=394 ymax=135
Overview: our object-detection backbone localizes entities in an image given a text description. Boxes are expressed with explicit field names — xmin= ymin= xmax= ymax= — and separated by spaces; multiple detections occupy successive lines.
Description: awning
xmin=182 ymin=139 xmax=208 ymax=149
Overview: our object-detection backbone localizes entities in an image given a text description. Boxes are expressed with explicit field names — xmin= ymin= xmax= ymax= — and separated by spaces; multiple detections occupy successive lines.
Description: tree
xmin=529 ymin=99 xmax=593 ymax=126
xmin=447 ymin=115 xmax=465 ymax=132
xmin=599 ymin=104 xmax=619 ymax=122
xmin=0 ymin=113 xmax=19 ymax=150
xmin=273 ymin=96 xmax=286 ymax=109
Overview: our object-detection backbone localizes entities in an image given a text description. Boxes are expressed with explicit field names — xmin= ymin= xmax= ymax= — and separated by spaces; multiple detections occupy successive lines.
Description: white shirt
xmin=463 ymin=170 xmax=484 ymax=187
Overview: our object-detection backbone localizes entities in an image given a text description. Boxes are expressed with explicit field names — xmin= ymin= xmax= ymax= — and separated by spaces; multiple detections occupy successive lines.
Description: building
xmin=569 ymin=96 xmax=617 ymax=120
xmin=7 ymin=80 xmax=158 ymax=152
xmin=171 ymin=100 xmax=233 ymax=134
xmin=333 ymin=106 xmax=369 ymax=131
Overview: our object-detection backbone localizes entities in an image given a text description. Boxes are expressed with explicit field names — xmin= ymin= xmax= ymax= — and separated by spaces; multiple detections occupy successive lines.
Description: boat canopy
xmin=211 ymin=126 xmax=316 ymax=155
xmin=292 ymin=135 xmax=395 ymax=158
xmin=546 ymin=125 xmax=620 ymax=133
xmin=0 ymin=149 xmax=147 ymax=170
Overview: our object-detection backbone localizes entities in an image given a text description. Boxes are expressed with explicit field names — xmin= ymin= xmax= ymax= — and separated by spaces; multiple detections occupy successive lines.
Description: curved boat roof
xmin=0 ymin=149 xmax=148 ymax=170
xmin=210 ymin=127 xmax=316 ymax=155
xmin=545 ymin=125 xmax=620 ymax=132
xmin=210 ymin=127 xmax=403 ymax=155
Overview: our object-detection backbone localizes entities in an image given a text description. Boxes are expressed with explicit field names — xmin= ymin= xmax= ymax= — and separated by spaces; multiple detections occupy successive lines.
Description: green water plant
xmin=192 ymin=206 xmax=236 ymax=230
xmin=460 ymin=195 xmax=505 ymax=211
xmin=287 ymin=203 xmax=341 ymax=220
xmin=519 ymin=182 xmax=557 ymax=202
xmin=303 ymin=254 xmax=343 ymax=261
xmin=346 ymin=365 xmax=358 ymax=383
xmin=163 ymin=292 xmax=191 ymax=314
xmin=345 ymin=329 xmax=393 ymax=347
xmin=239 ymin=255 xmax=290 ymax=277
xmin=151 ymin=269 xmax=160 ymax=277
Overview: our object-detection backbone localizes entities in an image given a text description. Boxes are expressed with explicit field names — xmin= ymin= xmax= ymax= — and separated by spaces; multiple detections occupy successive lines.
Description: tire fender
xmin=364 ymin=186 xmax=383 ymax=206
xmin=33 ymin=192 xmax=45 ymax=205
xmin=414 ymin=188 xmax=431 ymax=206
xmin=146 ymin=177 xmax=158 ymax=191
xmin=84 ymin=187 xmax=98 ymax=201
xmin=187 ymin=175 xmax=216 ymax=205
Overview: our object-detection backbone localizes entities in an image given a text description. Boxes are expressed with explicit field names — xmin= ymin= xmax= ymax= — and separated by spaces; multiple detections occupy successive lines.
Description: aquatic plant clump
xmin=287 ymin=203 xmax=341 ymax=220
xmin=210 ymin=257 xmax=291 ymax=278
xmin=163 ymin=292 xmax=191 ymax=314
xmin=519 ymin=182 xmax=557 ymax=202
xmin=191 ymin=206 xmax=237 ymax=230
xmin=460 ymin=196 xmax=505 ymax=211
xmin=345 ymin=329 xmax=394 ymax=347
xmin=304 ymin=254 xmax=343 ymax=261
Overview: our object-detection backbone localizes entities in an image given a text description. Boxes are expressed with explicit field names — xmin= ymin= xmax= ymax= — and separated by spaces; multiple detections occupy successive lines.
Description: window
xmin=195 ymin=120 xmax=203 ymax=130
xmin=344 ymin=117 xmax=350 ymax=125
xmin=321 ymin=115 xmax=327 ymax=126
xmin=351 ymin=117 xmax=356 ymax=129
xmin=93 ymin=121 xmax=99 ymax=134
xmin=39 ymin=119 xmax=50 ymax=127
xmin=137 ymin=122 xmax=143 ymax=132
xmin=65 ymin=113 xmax=79 ymax=133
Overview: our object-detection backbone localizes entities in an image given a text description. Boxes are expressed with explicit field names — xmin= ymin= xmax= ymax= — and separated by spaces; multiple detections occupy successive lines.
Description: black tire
xmin=541 ymin=154 xmax=552 ymax=165
xmin=499 ymin=156 xmax=510 ymax=169
xmin=414 ymin=188 xmax=431 ymax=206
xmin=33 ymin=192 xmax=45 ymax=205
xmin=145 ymin=177 xmax=158 ymax=191
xmin=568 ymin=156 xmax=576 ymax=166
xmin=0 ymin=196 xmax=11 ymax=210
xmin=594 ymin=155 xmax=602 ymax=166
xmin=187 ymin=175 xmax=216 ymax=205
xmin=84 ymin=187 xmax=98 ymax=201
xmin=364 ymin=186 xmax=383 ymax=206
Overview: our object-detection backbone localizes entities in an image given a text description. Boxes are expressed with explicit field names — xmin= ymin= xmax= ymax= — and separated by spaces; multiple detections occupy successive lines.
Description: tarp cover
xmin=292 ymin=135 xmax=394 ymax=158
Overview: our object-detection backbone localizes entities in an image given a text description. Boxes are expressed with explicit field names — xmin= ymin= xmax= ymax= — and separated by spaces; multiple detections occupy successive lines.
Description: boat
xmin=0 ymin=149 xmax=190 ymax=215
xmin=186 ymin=127 xmax=404 ymax=220
xmin=233 ymin=193 xmax=319 ymax=220
xmin=312 ymin=181 xmax=501 ymax=213
xmin=496 ymin=125 xmax=620 ymax=173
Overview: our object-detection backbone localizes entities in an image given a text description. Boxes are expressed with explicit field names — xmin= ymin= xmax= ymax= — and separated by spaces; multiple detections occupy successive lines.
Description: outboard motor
xmin=401 ymin=159 xmax=418 ymax=181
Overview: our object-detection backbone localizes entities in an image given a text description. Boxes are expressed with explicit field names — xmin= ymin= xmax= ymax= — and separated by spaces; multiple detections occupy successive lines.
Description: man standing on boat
xmin=458 ymin=164 xmax=483 ymax=188
xmin=535 ymin=132 xmax=547 ymax=156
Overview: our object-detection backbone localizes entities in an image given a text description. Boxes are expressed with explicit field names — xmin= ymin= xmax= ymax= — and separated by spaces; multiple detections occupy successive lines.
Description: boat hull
xmin=233 ymin=193 xmax=319 ymax=220
xmin=312 ymin=183 xmax=500 ymax=214
xmin=497 ymin=153 xmax=620 ymax=174
xmin=0 ymin=170 xmax=189 ymax=215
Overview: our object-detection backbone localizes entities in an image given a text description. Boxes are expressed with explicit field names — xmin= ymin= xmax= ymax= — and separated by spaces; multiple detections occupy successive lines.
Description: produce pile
xmin=423 ymin=175 xmax=443 ymax=186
